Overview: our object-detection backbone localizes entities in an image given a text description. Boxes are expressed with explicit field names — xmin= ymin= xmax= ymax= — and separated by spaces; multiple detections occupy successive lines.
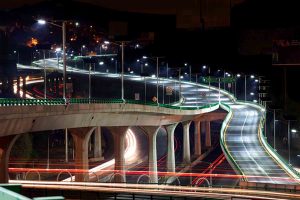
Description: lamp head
xmin=37 ymin=19 xmax=46 ymax=25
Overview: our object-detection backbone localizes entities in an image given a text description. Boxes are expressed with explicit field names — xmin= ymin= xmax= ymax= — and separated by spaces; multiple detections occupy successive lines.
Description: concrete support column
xmin=205 ymin=121 xmax=211 ymax=147
xmin=0 ymin=134 xmax=21 ymax=183
xmin=22 ymin=76 xmax=26 ymax=98
xmin=107 ymin=126 xmax=128 ymax=183
xmin=165 ymin=123 xmax=178 ymax=173
xmin=141 ymin=126 xmax=160 ymax=184
xmin=194 ymin=120 xmax=201 ymax=156
xmin=69 ymin=127 xmax=95 ymax=182
xmin=182 ymin=121 xmax=192 ymax=164
xmin=93 ymin=127 xmax=103 ymax=159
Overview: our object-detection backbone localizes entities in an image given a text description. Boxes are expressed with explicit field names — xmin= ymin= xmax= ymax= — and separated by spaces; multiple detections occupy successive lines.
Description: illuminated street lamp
xmin=285 ymin=118 xmax=297 ymax=165
xmin=269 ymin=107 xmax=281 ymax=150
xmin=55 ymin=47 xmax=62 ymax=70
xmin=105 ymin=41 xmax=127 ymax=101
xmin=38 ymin=19 xmax=67 ymax=100
xmin=142 ymin=56 xmax=164 ymax=104
xmin=37 ymin=19 xmax=46 ymax=25
xmin=81 ymin=45 xmax=86 ymax=56
xmin=236 ymin=73 xmax=255 ymax=101
xmin=38 ymin=18 xmax=68 ymax=163
xmin=184 ymin=63 xmax=192 ymax=82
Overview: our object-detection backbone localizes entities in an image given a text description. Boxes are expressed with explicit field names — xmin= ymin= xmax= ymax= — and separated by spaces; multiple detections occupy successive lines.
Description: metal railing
xmin=18 ymin=60 xmax=300 ymax=182
xmin=0 ymin=98 xmax=219 ymax=111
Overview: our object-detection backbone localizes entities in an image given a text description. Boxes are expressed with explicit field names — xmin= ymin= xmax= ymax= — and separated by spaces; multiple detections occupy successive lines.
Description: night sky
xmin=0 ymin=0 xmax=243 ymax=16
xmin=1 ymin=0 xmax=299 ymax=114
xmin=1 ymin=0 xmax=195 ymax=13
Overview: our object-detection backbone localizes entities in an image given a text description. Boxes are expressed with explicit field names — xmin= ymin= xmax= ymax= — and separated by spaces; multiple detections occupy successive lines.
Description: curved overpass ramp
xmin=21 ymin=59 xmax=300 ymax=185
xmin=221 ymin=103 xmax=299 ymax=184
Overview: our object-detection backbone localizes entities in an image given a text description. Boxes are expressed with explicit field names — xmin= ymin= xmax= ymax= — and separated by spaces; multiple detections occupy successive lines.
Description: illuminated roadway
xmin=224 ymin=104 xmax=298 ymax=184
xmin=15 ymin=58 xmax=299 ymax=189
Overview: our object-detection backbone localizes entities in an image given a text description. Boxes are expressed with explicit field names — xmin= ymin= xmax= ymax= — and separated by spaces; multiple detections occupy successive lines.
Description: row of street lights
xmin=38 ymin=19 xmax=67 ymax=100
xmin=36 ymin=19 xmax=299 ymax=168
xmin=37 ymin=18 xmax=260 ymax=106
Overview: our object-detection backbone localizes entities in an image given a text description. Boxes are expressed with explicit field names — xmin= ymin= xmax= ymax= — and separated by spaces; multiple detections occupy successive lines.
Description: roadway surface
xmin=19 ymin=58 xmax=299 ymax=185
xmin=225 ymin=104 xmax=298 ymax=184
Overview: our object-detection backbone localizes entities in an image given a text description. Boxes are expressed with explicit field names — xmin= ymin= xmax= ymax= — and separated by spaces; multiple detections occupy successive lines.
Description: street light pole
xmin=62 ymin=21 xmax=67 ymax=100
xmin=218 ymin=78 xmax=221 ymax=104
xmin=166 ymin=63 xmax=169 ymax=78
xmin=43 ymin=50 xmax=47 ymax=99
xmin=189 ymin=65 xmax=191 ymax=82
xmin=65 ymin=128 xmax=68 ymax=163
xmin=89 ymin=63 xmax=91 ymax=102
xmin=38 ymin=19 xmax=67 ymax=100
xmin=273 ymin=109 xmax=276 ymax=150
xmin=179 ymin=68 xmax=182 ymax=98
xmin=234 ymin=76 xmax=237 ymax=98
xmin=208 ymin=67 xmax=211 ymax=105
xmin=144 ymin=77 xmax=147 ymax=104
xmin=121 ymin=42 xmax=125 ymax=102
xmin=288 ymin=120 xmax=291 ymax=165
xmin=223 ymin=71 xmax=226 ymax=90
xmin=47 ymin=133 xmax=50 ymax=169
xmin=156 ymin=57 xmax=159 ymax=105
xmin=244 ymin=75 xmax=247 ymax=101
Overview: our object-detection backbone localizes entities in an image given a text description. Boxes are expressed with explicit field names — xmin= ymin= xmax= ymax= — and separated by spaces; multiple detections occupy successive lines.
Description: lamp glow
xmin=37 ymin=19 xmax=46 ymax=25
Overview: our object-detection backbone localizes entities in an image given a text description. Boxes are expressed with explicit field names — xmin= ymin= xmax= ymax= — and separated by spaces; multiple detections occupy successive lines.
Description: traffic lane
xmin=226 ymin=105 xmax=296 ymax=184
xmin=34 ymin=58 xmax=229 ymax=107
xmin=34 ymin=58 xmax=297 ymax=184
